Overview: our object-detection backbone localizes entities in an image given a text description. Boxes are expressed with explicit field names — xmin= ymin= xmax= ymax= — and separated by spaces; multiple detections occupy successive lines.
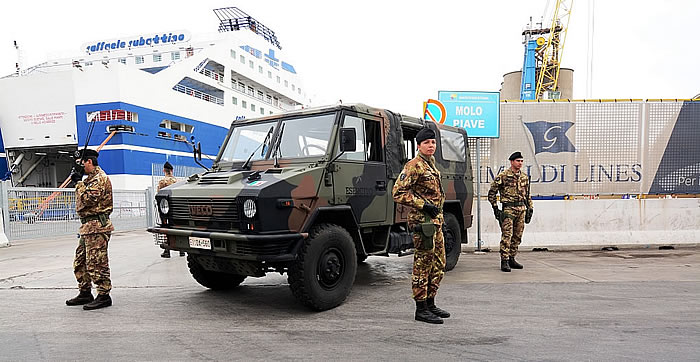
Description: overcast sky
xmin=1 ymin=0 xmax=699 ymax=116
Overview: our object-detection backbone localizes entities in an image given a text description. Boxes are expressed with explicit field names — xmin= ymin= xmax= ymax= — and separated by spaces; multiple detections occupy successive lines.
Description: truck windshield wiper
xmin=271 ymin=123 xmax=285 ymax=168
xmin=241 ymin=126 xmax=274 ymax=170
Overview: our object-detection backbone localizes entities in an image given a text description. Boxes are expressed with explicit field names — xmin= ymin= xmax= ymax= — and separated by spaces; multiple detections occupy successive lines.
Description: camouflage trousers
xmin=500 ymin=207 xmax=525 ymax=260
xmin=412 ymin=224 xmax=445 ymax=301
xmin=73 ymin=232 xmax=112 ymax=295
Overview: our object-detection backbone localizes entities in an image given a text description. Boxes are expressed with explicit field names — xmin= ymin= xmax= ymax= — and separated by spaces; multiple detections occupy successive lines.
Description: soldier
xmin=392 ymin=127 xmax=450 ymax=324
xmin=488 ymin=151 xmax=534 ymax=272
xmin=158 ymin=162 xmax=184 ymax=258
xmin=65 ymin=149 xmax=114 ymax=310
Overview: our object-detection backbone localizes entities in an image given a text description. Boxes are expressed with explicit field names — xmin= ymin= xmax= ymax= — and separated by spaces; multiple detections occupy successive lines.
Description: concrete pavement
xmin=1 ymin=230 xmax=699 ymax=361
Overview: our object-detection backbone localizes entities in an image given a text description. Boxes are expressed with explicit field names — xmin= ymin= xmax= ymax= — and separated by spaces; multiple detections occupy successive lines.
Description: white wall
xmin=468 ymin=198 xmax=700 ymax=250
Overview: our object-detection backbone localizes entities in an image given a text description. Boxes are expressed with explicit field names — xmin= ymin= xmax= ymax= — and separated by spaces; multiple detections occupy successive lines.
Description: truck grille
xmin=170 ymin=197 xmax=239 ymax=230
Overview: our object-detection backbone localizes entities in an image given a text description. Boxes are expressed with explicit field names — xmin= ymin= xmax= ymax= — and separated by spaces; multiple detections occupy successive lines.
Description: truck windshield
xmin=220 ymin=113 xmax=336 ymax=163
xmin=220 ymin=122 xmax=277 ymax=162
xmin=274 ymin=113 xmax=335 ymax=159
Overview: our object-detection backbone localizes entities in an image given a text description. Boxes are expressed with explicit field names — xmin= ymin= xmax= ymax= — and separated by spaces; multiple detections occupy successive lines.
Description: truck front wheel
xmin=187 ymin=255 xmax=247 ymax=290
xmin=443 ymin=213 xmax=462 ymax=271
xmin=288 ymin=224 xmax=357 ymax=311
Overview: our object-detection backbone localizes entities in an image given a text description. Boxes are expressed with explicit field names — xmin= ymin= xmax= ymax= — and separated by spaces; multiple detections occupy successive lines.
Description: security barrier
xmin=0 ymin=182 xmax=149 ymax=241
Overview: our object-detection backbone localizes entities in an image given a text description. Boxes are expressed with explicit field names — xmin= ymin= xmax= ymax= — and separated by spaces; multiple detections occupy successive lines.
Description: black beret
xmin=76 ymin=148 xmax=99 ymax=159
xmin=509 ymin=151 xmax=523 ymax=161
xmin=163 ymin=161 xmax=173 ymax=170
xmin=415 ymin=127 xmax=436 ymax=144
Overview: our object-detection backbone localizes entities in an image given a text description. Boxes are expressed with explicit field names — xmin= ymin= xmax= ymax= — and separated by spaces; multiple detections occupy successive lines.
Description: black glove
xmin=422 ymin=203 xmax=440 ymax=218
xmin=492 ymin=206 xmax=501 ymax=220
xmin=525 ymin=208 xmax=534 ymax=224
xmin=70 ymin=171 xmax=83 ymax=183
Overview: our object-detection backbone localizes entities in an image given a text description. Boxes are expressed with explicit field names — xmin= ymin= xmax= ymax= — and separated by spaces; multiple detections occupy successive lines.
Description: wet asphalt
xmin=1 ymin=230 xmax=699 ymax=361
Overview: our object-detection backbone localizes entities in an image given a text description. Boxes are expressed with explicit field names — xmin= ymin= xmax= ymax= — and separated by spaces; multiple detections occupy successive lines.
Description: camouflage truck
xmin=148 ymin=104 xmax=473 ymax=310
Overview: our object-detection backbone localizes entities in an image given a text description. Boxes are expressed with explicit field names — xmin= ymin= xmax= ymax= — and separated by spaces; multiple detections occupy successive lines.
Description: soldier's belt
xmin=80 ymin=213 xmax=109 ymax=226
xmin=501 ymin=201 xmax=525 ymax=207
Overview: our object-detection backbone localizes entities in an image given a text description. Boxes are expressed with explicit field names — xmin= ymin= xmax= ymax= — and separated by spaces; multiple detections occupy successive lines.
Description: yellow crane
xmin=535 ymin=0 xmax=574 ymax=99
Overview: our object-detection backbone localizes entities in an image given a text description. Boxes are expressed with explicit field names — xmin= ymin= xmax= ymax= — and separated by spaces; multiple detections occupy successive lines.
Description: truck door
xmin=333 ymin=113 xmax=388 ymax=224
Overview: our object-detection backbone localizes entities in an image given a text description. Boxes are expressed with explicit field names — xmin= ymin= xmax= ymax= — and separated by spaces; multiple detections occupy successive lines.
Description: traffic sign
xmin=437 ymin=91 xmax=500 ymax=138
xmin=423 ymin=99 xmax=446 ymax=124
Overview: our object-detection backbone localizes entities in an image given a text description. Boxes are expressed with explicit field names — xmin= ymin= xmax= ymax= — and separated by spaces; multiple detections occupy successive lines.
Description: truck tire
xmin=443 ymin=213 xmax=462 ymax=271
xmin=288 ymin=223 xmax=357 ymax=311
xmin=187 ymin=255 xmax=246 ymax=290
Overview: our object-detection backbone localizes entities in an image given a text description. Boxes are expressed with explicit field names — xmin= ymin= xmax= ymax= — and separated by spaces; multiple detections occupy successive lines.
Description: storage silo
xmin=500 ymin=68 xmax=574 ymax=100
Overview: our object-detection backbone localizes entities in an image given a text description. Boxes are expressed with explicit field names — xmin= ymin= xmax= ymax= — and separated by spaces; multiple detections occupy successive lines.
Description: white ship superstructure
xmin=0 ymin=7 xmax=310 ymax=189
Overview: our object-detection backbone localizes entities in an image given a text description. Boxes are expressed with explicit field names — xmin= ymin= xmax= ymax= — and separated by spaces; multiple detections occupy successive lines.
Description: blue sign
xmin=437 ymin=91 xmax=500 ymax=138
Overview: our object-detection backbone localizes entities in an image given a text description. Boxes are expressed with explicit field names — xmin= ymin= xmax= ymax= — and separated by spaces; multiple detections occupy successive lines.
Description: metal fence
xmin=469 ymin=100 xmax=700 ymax=196
xmin=0 ymin=181 xmax=151 ymax=240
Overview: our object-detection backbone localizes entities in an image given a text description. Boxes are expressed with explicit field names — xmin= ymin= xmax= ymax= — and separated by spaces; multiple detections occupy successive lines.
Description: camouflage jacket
xmin=392 ymin=153 xmax=445 ymax=225
xmin=488 ymin=168 xmax=533 ymax=211
xmin=157 ymin=175 xmax=177 ymax=191
xmin=76 ymin=166 xmax=114 ymax=235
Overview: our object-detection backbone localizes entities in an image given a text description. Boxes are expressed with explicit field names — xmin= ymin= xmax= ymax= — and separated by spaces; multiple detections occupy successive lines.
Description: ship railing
xmin=172 ymin=84 xmax=224 ymax=105
xmin=199 ymin=68 xmax=225 ymax=83
xmin=228 ymin=82 xmax=285 ymax=110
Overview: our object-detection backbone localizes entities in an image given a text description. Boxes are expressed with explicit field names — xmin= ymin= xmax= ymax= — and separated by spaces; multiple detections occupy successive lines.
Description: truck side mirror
xmin=339 ymin=128 xmax=356 ymax=153
xmin=196 ymin=142 xmax=202 ymax=161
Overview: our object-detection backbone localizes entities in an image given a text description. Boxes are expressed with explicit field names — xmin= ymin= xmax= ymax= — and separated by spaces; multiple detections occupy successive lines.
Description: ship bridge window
xmin=268 ymin=71 xmax=272 ymax=79
xmin=118 ymin=58 xmax=126 ymax=64
xmin=135 ymin=56 xmax=144 ymax=64
xmin=249 ymin=60 xmax=254 ymax=69
xmin=240 ymin=55 xmax=245 ymax=64
xmin=171 ymin=52 xmax=180 ymax=61
xmin=230 ymin=50 xmax=237 ymax=59
xmin=88 ymin=110 xmax=138 ymax=122
xmin=153 ymin=54 xmax=162 ymax=62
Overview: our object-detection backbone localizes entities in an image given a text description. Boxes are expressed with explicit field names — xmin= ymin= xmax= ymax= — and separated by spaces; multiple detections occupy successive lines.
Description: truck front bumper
xmin=147 ymin=227 xmax=308 ymax=262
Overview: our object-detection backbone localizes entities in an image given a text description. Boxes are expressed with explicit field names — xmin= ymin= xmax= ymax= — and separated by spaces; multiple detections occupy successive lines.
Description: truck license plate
xmin=188 ymin=237 xmax=211 ymax=249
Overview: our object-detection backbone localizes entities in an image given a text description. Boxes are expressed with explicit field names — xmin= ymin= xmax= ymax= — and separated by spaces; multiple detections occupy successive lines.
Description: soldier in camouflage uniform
xmin=65 ymin=149 xmax=115 ymax=310
xmin=488 ymin=151 xmax=533 ymax=272
xmin=392 ymin=128 xmax=451 ymax=324
xmin=158 ymin=162 xmax=184 ymax=258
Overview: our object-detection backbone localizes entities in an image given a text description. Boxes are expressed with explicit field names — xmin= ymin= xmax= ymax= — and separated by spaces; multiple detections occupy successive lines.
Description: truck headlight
xmin=243 ymin=199 xmax=256 ymax=218
xmin=159 ymin=198 xmax=170 ymax=214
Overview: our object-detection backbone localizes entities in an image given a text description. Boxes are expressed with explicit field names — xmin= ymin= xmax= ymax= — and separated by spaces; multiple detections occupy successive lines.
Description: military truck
xmin=148 ymin=104 xmax=473 ymax=310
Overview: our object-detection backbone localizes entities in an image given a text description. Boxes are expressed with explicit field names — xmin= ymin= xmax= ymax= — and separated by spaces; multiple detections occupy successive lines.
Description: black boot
xmin=83 ymin=294 xmax=112 ymax=310
xmin=66 ymin=290 xmax=94 ymax=306
xmin=179 ymin=251 xmax=186 ymax=257
xmin=415 ymin=300 xmax=443 ymax=324
xmin=501 ymin=259 xmax=511 ymax=272
xmin=426 ymin=298 xmax=450 ymax=318
xmin=509 ymin=256 xmax=523 ymax=269
xmin=161 ymin=249 xmax=171 ymax=258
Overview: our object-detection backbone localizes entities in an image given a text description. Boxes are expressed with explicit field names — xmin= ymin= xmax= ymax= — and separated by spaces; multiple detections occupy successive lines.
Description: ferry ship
xmin=0 ymin=7 xmax=310 ymax=190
